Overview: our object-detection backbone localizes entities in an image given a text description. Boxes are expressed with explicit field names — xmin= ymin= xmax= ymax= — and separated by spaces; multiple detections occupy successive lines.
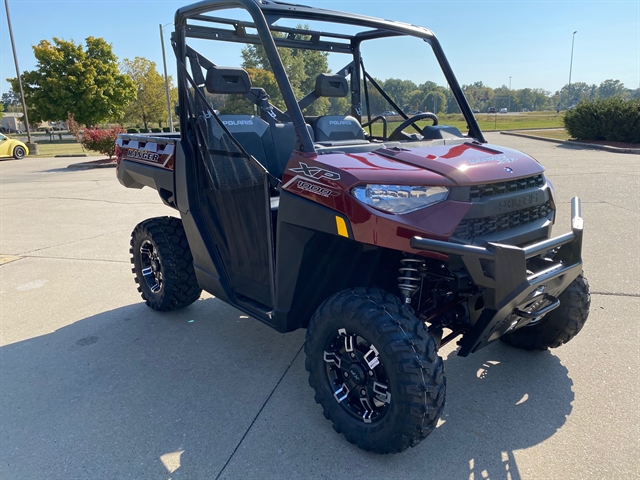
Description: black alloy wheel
xmin=139 ymin=240 xmax=163 ymax=295
xmin=323 ymin=328 xmax=391 ymax=424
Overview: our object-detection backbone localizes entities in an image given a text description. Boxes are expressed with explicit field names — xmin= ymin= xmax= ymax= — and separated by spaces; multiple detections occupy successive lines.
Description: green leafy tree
xmin=423 ymin=91 xmax=446 ymax=114
xmin=8 ymin=37 xmax=135 ymax=126
xmin=328 ymin=96 xmax=351 ymax=115
xmin=220 ymin=68 xmax=285 ymax=115
xmin=382 ymin=78 xmax=417 ymax=109
xmin=122 ymin=57 xmax=172 ymax=129
xmin=1 ymin=90 xmax=20 ymax=113
xmin=597 ymin=79 xmax=627 ymax=99
xmin=407 ymin=89 xmax=426 ymax=111
xmin=240 ymin=26 xmax=330 ymax=115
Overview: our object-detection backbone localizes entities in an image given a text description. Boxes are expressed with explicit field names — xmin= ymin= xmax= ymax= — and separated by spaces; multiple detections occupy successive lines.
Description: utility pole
xmin=567 ymin=31 xmax=577 ymax=108
xmin=160 ymin=24 xmax=174 ymax=132
xmin=508 ymin=76 xmax=512 ymax=112
xmin=4 ymin=0 xmax=36 ymax=151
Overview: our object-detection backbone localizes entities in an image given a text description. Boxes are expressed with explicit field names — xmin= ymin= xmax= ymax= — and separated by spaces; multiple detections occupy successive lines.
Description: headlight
xmin=351 ymin=185 xmax=449 ymax=214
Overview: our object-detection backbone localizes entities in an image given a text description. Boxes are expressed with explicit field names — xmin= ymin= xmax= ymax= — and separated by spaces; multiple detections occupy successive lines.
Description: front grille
xmin=469 ymin=174 xmax=545 ymax=200
xmin=453 ymin=201 xmax=552 ymax=240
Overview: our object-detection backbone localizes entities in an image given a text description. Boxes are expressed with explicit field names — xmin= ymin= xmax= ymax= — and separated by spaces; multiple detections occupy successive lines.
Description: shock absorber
xmin=398 ymin=257 xmax=424 ymax=304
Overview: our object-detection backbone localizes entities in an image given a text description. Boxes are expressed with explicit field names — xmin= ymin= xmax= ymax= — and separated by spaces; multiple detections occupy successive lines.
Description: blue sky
xmin=1 ymin=0 xmax=639 ymax=96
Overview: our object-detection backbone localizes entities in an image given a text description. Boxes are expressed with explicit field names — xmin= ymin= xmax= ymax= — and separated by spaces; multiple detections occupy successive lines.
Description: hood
xmin=372 ymin=141 xmax=545 ymax=185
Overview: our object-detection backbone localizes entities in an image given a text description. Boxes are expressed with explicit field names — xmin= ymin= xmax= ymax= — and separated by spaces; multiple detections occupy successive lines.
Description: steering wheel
xmin=388 ymin=112 xmax=439 ymax=141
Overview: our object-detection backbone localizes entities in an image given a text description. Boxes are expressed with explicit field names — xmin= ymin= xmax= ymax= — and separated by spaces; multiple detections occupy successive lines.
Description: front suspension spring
xmin=398 ymin=257 xmax=424 ymax=303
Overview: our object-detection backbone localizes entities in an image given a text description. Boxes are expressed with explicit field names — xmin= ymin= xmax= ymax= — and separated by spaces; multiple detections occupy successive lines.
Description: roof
xmin=175 ymin=0 xmax=436 ymax=44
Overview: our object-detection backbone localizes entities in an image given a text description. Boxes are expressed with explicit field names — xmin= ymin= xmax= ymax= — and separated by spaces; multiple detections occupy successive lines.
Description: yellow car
xmin=0 ymin=133 xmax=29 ymax=159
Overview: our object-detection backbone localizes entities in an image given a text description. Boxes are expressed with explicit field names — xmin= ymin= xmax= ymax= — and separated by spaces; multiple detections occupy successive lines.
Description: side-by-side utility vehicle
xmin=116 ymin=0 xmax=590 ymax=454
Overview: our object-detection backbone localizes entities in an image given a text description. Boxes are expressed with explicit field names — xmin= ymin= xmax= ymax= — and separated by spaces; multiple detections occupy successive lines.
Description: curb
xmin=66 ymin=161 xmax=117 ymax=170
xmin=500 ymin=131 xmax=640 ymax=154
xmin=54 ymin=154 xmax=88 ymax=158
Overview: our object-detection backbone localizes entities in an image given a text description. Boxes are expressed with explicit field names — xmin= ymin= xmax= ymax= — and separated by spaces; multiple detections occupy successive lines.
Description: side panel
xmin=273 ymin=190 xmax=399 ymax=333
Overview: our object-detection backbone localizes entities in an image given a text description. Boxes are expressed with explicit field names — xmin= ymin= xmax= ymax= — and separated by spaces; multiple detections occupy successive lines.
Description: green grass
xmin=366 ymin=113 xmax=565 ymax=137
xmin=27 ymin=139 xmax=101 ymax=158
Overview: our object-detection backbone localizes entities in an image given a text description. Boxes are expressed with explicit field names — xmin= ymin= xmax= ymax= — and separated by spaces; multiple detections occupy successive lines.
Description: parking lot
xmin=1 ymin=133 xmax=638 ymax=479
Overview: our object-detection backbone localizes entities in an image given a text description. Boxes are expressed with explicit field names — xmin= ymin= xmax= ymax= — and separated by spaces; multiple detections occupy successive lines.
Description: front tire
xmin=305 ymin=288 xmax=446 ymax=454
xmin=500 ymin=274 xmax=590 ymax=351
xmin=13 ymin=145 xmax=26 ymax=159
xmin=130 ymin=217 xmax=202 ymax=311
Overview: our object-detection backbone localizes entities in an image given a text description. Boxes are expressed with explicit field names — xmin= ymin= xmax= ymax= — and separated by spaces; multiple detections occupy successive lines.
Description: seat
xmin=308 ymin=74 xmax=367 ymax=145
xmin=312 ymin=115 xmax=366 ymax=144
xmin=220 ymin=115 xmax=314 ymax=179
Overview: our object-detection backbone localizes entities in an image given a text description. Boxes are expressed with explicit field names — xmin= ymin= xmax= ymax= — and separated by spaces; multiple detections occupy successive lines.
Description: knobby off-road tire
xmin=500 ymin=274 xmax=590 ymax=351
xmin=13 ymin=146 xmax=26 ymax=159
xmin=130 ymin=216 xmax=202 ymax=311
xmin=305 ymin=288 xmax=446 ymax=454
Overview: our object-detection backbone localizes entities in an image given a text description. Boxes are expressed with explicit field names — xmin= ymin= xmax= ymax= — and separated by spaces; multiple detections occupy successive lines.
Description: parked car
xmin=472 ymin=108 xmax=480 ymax=113
xmin=380 ymin=110 xmax=397 ymax=116
xmin=487 ymin=107 xmax=496 ymax=113
xmin=522 ymin=108 xmax=529 ymax=112
xmin=0 ymin=133 xmax=28 ymax=160
xmin=500 ymin=107 xmax=508 ymax=113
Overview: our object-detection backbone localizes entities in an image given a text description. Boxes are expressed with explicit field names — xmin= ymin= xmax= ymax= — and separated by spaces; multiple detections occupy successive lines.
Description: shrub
xmin=564 ymin=98 xmax=640 ymax=143
xmin=127 ymin=128 xmax=139 ymax=134
xmin=81 ymin=127 xmax=125 ymax=159
xmin=151 ymin=128 xmax=162 ymax=133
xmin=139 ymin=128 xmax=150 ymax=133
xmin=162 ymin=127 xmax=171 ymax=132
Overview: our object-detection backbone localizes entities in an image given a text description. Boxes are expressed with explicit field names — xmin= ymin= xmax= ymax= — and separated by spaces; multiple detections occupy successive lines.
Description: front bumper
xmin=410 ymin=197 xmax=584 ymax=356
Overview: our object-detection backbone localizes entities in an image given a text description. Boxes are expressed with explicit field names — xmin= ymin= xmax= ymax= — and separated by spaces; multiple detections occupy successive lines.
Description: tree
xmin=122 ymin=57 xmax=171 ymax=129
xmin=240 ymin=26 xmax=330 ymax=115
xmin=423 ymin=91 xmax=446 ymax=114
xmin=407 ymin=89 xmax=426 ymax=111
xmin=597 ymin=79 xmax=626 ymax=99
xmin=382 ymin=78 xmax=417 ymax=109
xmin=1 ymin=90 xmax=20 ymax=113
xmin=8 ymin=37 xmax=135 ymax=126
xmin=220 ymin=68 xmax=284 ymax=115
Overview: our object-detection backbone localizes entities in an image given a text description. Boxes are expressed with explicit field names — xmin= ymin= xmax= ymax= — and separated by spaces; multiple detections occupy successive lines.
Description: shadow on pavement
xmin=0 ymin=298 xmax=304 ymax=479
xmin=0 ymin=298 xmax=574 ymax=479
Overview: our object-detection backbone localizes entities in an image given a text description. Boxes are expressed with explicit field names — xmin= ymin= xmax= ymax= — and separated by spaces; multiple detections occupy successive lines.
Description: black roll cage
xmin=173 ymin=0 xmax=486 ymax=153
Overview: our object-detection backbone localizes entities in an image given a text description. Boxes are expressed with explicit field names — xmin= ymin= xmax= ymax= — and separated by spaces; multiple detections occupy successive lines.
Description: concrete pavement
xmin=1 ymin=135 xmax=638 ymax=479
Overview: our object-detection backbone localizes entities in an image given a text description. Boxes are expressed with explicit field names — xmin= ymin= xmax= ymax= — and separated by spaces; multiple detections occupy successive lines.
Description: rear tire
xmin=305 ymin=288 xmax=446 ymax=454
xmin=130 ymin=217 xmax=202 ymax=311
xmin=500 ymin=274 xmax=590 ymax=351
xmin=13 ymin=146 xmax=26 ymax=159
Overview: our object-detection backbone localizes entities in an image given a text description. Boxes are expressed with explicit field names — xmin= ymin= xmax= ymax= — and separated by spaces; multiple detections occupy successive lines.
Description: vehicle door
xmin=181 ymin=78 xmax=275 ymax=309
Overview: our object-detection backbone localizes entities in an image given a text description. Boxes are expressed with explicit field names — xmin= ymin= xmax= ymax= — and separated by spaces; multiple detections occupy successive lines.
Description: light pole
xmin=508 ymin=76 xmax=512 ymax=112
xmin=4 ymin=0 xmax=35 ymax=150
xmin=159 ymin=23 xmax=174 ymax=132
xmin=567 ymin=31 xmax=577 ymax=107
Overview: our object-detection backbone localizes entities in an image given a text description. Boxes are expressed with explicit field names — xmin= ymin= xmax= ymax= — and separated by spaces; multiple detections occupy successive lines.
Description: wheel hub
xmin=140 ymin=241 xmax=163 ymax=294
xmin=348 ymin=364 xmax=366 ymax=385
xmin=323 ymin=328 xmax=391 ymax=424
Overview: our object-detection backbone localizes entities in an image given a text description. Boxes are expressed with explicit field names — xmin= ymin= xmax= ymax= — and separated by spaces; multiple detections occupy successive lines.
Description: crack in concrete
xmin=215 ymin=344 xmax=304 ymax=480
xmin=1 ymin=196 xmax=158 ymax=206
xmin=15 ymin=255 xmax=129 ymax=264
xmin=18 ymin=230 xmax=127 ymax=255
xmin=591 ymin=291 xmax=640 ymax=298
xmin=555 ymin=200 xmax=638 ymax=214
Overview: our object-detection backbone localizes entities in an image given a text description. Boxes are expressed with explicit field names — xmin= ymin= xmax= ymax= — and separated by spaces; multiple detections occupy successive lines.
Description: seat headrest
xmin=205 ymin=66 xmax=251 ymax=94
xmin=315 ymin=74 xmax=348 ymax=97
